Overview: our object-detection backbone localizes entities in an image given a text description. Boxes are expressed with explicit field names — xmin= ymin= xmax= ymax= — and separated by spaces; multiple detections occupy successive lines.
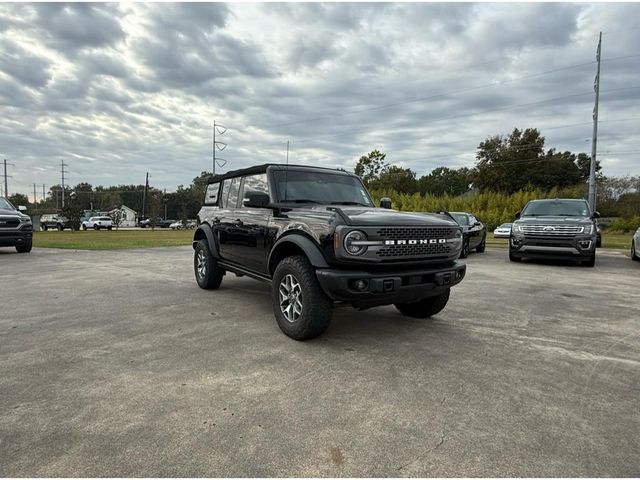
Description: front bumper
xmin=510 ymin=234 xmax=596 ymax=259
xmin=0 ymin=227 xmax=33 ymax=247
xmin=316 ymin=262 xmax=466 ymax=308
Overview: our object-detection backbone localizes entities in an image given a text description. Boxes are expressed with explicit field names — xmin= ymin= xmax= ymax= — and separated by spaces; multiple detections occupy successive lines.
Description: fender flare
xmin=193 ymin=224 xmax=220 ymax=258
xmin=268 ymin=234 xmax=330 ymax=272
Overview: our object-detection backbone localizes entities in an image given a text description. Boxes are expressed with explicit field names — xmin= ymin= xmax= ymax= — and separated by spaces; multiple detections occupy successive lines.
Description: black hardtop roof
xmin=528 ymin=198 xmax=588 ymax=202
xmin=207 ymin=163 xmax=355 ymax=184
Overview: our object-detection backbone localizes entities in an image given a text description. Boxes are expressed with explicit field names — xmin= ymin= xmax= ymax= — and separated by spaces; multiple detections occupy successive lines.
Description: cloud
xmin=0 ymin=2 xmax=639 ymax=197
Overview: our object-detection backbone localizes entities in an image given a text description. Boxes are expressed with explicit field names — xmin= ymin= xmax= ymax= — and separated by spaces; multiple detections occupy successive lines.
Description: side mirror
xmin=243 ymin=191 xmax=270 ymax=208
xmin=473 ymin=221 xmax=482 ymax=227
xmin=592 ymin=211 xmax=600 ymax=218
xmin=380 ymin=197 xmax=392 ymax=209
xmin=515 ymin=211 xmax=521 ymax=220
xmin=18 ymin=205 xmax=27 ymax=212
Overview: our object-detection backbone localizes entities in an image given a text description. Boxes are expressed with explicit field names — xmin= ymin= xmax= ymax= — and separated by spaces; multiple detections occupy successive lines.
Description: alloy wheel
xmin=279 ymin=273 xmax=303 ymax=323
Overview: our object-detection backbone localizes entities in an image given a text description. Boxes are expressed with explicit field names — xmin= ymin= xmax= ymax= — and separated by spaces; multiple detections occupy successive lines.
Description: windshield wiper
xmin=330 ymin=201 xmax=369 ymax=206
xmin=281 ymin=199 xmax=321 ymax=204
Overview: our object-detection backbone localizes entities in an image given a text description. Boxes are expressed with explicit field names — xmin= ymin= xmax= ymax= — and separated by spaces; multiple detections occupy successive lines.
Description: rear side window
xmin=227 ymin=177 xmax=240 ymax=208
xmin=239 ymin=174 xmax=269 ymax=207
xmin=205 ymin=183 xmax=220 ymax=205
xmin=220 ymin=179 xmax=231 ymax=207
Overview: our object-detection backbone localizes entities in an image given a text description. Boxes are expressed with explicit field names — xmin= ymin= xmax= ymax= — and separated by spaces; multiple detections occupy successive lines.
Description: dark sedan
xmin=448 ymin=211 xmax=487 ymax=258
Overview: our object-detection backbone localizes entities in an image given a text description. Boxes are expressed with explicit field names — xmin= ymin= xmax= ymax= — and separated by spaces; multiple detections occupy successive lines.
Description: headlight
xmin=19 ymin=216 xmax=31 ymax=224
xmin=344 ymin=230 xmax=368 ymax=255
xmin=513 ymin=224 xmax=524 ymax=233
xmin=583 ymin=225 xmax=594 ymax=235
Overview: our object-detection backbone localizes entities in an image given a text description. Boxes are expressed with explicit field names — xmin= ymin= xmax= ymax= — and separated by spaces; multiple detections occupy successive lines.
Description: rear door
xmin=228 ymin=173 xmax=273 ymax=273
xmin=217 ymin=177 xmax=241 ymax=262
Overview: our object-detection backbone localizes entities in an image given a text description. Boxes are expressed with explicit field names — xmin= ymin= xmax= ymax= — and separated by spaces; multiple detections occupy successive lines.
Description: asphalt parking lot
xmin=1 ymin=246 xmax=639 ymax=476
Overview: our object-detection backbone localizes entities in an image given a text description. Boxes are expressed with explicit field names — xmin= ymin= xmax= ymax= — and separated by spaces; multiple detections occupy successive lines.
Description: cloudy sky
xmin=1 ymin=2 xmax=639 ymax=198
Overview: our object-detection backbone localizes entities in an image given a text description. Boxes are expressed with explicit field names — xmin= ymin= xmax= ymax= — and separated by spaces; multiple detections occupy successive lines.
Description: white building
xmin=108 ymin=205 xmax=138 ymax=227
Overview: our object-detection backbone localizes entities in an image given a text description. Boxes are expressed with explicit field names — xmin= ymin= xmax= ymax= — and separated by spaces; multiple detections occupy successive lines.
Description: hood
xmin=0 ymin=208 xmax=20 ymax=217
xmin=310 ymin=206 xmax=458 ymax=227
xmin=517 ymin=215 xmax=593 ymax=225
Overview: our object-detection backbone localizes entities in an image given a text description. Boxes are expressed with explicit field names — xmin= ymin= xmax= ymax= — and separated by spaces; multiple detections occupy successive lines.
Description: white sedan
xmin=82 ymin=216 xmax=113 ymax=230
xmin=493 ymin=223 xmax=512 ymax=238
xmin=632 ymin=227 xmax=640 ymax=261
xmin=170 ymin=221 xmax=184 ymax=230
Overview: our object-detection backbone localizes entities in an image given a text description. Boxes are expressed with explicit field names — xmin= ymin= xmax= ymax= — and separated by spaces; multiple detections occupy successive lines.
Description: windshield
xmin=273 ymin=170 xmax=373 ymax=207
xmin=0 ymin=198 xmax=16 ymax=210
xmin=449 ymin=213 xmax=470 ymax=226
xmin=499 ymin=223 xmax=512 ymax=228
xmin=522 ymin=200 xmax=590 ymax=217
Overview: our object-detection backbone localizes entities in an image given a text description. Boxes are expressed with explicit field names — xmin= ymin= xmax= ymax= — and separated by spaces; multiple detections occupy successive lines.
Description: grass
xmin=487 ymin=232 xmax=631 ymax=250
xmin=33 ymin=229 xmax=634 ymax=251
xmin=33 ymin=229 xmax=194 ymax=250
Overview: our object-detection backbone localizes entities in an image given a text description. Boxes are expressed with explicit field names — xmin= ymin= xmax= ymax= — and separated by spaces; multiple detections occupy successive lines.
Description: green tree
xmin=8 ymin=193 xmax=30 ymax=209
xmin=418 ymin=167 xmax=471 ymax=196
xmin=374 ymin=165 xmax=418 ymax=193
xmin=61 ymin=195 xmax=84 ymax=230
xmin=354 ymin=150 xmax=388 ymax=188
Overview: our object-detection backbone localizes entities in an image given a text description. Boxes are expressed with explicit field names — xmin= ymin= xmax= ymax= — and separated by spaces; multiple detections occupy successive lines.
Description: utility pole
xmin=142 ymin=172 xmax=149 ymax=219
xmin=33 ymin=183 xmax=37 ymax=210
xmin=588 ymin=32 xmax=602 ymax=212
xmin=212 ymin=121 xmax=228 ymax=174
xmin=163 ymin=188 xmax=167 ymax=219
xmin=3 ymin=159 xmax=14 ymax=197
xmin=42 ymin=184 xmax=45 ymax=206
xmin=61 ymin=160 xmax=68 ymax=209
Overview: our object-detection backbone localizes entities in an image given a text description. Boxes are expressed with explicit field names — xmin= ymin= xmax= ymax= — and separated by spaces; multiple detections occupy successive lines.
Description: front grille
xmin=376 ymin=243 xmax=452 ymax=258
xmin=521 ymin=224 xmax=584 ymax=235
xmin=371 ymin=226 xmax=458 ymax=259
xmin=0 ymin=217 xmax=20 ymax=228
xmin=376 ymin=226 xmax=456 ymax=239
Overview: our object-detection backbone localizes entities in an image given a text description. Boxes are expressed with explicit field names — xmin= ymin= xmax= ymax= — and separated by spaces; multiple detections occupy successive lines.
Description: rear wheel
xmin=16 ymin=240 xmax=32 ymax=253
xmin=194 ymin=240 xmax=224 ymax=289
xmin=271 ymin=255 xmax=332 ymax=340
xmin=57 ymin=223 xmax=63 ymax=231
xmin=82 ymin=224 xmax=87 ymax=230
xmin=476 ymin=237 xmax=486 ymax=253
xmin=395 ymin=290 xmax=450 ymax=319
xmin=632 ymin=241 xmax=639 ymax=261
xmin=42 ymin=225 xmax=48 ymax=231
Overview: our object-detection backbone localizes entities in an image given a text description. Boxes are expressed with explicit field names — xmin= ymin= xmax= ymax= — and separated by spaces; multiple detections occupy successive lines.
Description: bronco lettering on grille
xmin=384 ymin=239 xmax=447 ymax=245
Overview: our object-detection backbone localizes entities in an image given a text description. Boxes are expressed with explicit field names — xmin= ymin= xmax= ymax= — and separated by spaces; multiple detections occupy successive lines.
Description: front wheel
xmin=16 ymin=241 xmax=33 ymax=253
xmin=583 ymin=254 xmax=596 ymax=267
xmin=93 ymin=225 xmax=99 ymax=230
xmin=271 ymin=255 xmax=332 ymax=340
xmin=459 ymin=238 xmax=469 ymax=259
xmin=107 ymin=226 xmax=112 ymax=231
xmin=42 ymin=225 xmax=48 ymax=231
xmin=632 ymin=241 xmax=640 ymax=261
xmin=82 ymin=224 xmax=87 ymax=230
xmin=476 ymin=237 xmax=486 ymax=253
xmin=194 ymin=240 xmax=224 ymax=289
xmin=395 ymin=290 xmax=450 ymax=319
xmin=57 ymin=224 xmax=63 ymax=231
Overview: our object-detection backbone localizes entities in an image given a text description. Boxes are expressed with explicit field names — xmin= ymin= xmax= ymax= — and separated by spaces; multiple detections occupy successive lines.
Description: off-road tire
xmin=583 ymin=254 xmax=596 ymax=267
xmin=395 ymin=289 xmax=450 ymax=319
xmin=194 ymin=240 xmax=224 ymax=290
xmin=459 ymin=238 xmax=469 ymax=259
xmin=476 ymin=237 xmax=486 ymax=253
xmin=632 ymin=241 xmax=640 ymax=261
xmin=509 ymin=250 xmax=521 ymax=262
xmin=15 ymin=241 xmax=32 ymax=253
xmin=271 ymin=255 xmax=332 ymax=340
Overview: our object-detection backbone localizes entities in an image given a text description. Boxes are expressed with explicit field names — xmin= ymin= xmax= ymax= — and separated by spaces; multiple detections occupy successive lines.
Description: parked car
xmin=0 ymin=196 xmax=33 ymax=252
xmin=632 ymin=227 xmax=640 ymax=261
xmin=159 ymin=219 xmax=176 ymax=228
xmin=170 ymin=220 xmax=184 ymax=230
xmin=193 ymin=163 xmax=466 ymax=340
xmin=40 ymin=214 xmax=69 ymax=231
xmin=185 ymin=220 xmax=197 ymax=229
xmin=82 ymin=216 xmax=113 ymax=230
xmin=447 ymin=211 xmax=487 ymax=258
xmin=509 ymin=198 xmax=598 ymax=266
xmin=493 ymin=223 xmax=512 ymax=238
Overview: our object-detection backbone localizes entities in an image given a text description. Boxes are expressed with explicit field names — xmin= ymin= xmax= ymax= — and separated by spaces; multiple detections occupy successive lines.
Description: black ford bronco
xmin=509 ymin=198 xmax=599 ymax=266
xmin=192 ymin=164 xmax=466 ymax=340
xmin=0 ymin=196 xmax=33 ymax=253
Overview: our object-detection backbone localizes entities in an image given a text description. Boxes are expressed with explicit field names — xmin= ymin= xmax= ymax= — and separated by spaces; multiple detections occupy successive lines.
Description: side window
xmin=239 ymin=174 xmax=269 ymax=207
xmin=220 ymin=179 xmax=231 ymax=208
xmin=204 ymin=183 xmax=220 ymax=205
xmin=227 ymin=177 xmax=240 ymax=209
